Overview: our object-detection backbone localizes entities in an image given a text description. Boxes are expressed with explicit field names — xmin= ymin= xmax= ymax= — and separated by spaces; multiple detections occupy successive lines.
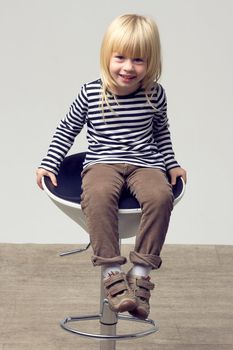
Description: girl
xmin=36 ymin=14 xmax=187 ymax=320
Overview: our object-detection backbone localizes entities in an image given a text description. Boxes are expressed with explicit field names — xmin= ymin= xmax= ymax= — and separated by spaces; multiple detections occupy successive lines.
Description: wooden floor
xmin=0 ymin=243 xmax=232 ymax=350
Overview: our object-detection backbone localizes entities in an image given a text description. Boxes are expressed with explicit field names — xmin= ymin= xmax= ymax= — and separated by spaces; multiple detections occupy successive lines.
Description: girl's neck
xmin=109 ymin=83 xmax=141 ymax=96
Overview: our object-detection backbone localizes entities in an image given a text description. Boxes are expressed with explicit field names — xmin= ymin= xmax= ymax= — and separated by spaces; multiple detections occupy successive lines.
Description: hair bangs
xmin=112 ymin=27 xmax=149 ymax=60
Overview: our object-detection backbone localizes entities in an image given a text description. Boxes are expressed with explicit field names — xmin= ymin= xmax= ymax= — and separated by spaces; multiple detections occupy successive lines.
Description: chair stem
xmin=99 ymin=266 xmax=117 ymax=350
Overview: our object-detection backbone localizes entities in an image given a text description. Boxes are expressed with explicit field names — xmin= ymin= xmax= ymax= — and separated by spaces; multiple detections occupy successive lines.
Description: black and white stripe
xmin=40 ymin=79 xmax=179 ymax=174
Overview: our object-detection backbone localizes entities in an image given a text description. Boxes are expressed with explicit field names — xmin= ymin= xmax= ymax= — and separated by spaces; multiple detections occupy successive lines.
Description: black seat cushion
xmin=44 ymin=152 xmax=183 ymax=210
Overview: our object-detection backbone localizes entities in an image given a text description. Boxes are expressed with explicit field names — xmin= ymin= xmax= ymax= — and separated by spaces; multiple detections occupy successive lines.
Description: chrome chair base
xmin=60 ymin=251 xmax=159 ymax=344
xmin=60 ymin=299 xmax=159 ymax=340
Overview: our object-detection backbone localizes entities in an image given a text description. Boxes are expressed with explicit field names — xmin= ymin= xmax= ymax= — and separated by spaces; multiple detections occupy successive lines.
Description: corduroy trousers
xmin=81 ymin=163 xmax=174 ymax=269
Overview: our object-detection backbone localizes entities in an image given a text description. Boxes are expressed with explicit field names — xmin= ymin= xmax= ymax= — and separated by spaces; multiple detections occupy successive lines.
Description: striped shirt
xmin=40 ymin=79 xmax=180 ymax=175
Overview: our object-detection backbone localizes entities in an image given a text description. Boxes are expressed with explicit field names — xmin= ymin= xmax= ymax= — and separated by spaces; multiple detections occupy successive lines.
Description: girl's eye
xmin=133 ymin=58 xmax=144 ymax=63
xmin=115 ymin=55 xmax=124 ymax=60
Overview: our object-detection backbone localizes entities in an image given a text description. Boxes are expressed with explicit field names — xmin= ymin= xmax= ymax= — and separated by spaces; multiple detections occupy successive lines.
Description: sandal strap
xmin=136 ymin=278 xmax=155 ymax=290
xmin=108 ymin=281 xmax=128 ymax=297
xmin=135 ymin=289 xmax=151 ymax=300
xmin=127 ymin=276 xmax=155 ymax=291
xmin=104 ymin=273 xmax=126 ymax=288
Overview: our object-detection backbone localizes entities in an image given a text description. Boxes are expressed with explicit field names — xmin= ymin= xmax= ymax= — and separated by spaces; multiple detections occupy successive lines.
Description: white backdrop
xmin=1 ymin=0 xmax=232 ymax=244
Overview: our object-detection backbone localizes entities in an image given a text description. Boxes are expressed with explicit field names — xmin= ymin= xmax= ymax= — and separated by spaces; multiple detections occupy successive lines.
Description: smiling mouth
xmin=119 ymin=74 xmax=136 ymax=80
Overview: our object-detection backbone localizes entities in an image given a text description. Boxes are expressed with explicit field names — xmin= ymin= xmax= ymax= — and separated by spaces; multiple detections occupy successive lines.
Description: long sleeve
xmin=39 ymin=84 xmax=88 ymax=175
xmin=153 ymin=84 xmax=180 ymax=171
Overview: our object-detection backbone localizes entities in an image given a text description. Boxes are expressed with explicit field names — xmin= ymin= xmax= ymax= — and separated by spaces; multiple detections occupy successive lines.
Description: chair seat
xmin=44 ymin=152 xmax=184 ymax=209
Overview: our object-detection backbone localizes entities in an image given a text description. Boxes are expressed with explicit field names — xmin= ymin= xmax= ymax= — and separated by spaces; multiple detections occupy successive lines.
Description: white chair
xmin=42 ymin=152 xmax=185 ymax=350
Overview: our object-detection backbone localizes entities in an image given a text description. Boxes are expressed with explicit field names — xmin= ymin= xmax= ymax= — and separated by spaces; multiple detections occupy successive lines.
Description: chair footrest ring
xmin=60 ymin=313 xmax=159 ymax=340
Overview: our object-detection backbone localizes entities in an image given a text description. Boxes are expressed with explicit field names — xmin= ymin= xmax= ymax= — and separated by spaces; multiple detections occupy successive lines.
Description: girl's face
xmin=109 ymin=52 xmax=147 ymax=95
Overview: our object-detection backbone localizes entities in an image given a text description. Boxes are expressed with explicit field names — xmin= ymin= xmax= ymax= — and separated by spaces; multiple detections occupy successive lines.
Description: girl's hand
xmin=168 ymin=167 xmax=187 ymax=186
xmin=36 ymin=168 xmax=57 ymax=190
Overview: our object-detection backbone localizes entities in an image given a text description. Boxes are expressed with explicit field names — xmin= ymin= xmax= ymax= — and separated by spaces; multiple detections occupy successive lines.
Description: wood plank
xmin=0 ymin=243 xmax=232 ymax=348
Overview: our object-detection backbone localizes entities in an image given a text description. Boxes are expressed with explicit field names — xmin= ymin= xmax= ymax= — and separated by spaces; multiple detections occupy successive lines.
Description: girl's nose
xmin=123 ymin=59 xmax=134 ymax=71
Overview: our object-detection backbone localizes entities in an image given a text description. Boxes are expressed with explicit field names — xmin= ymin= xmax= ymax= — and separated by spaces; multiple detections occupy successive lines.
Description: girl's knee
xmin=142 ymin=186 xmax=173 ymax=210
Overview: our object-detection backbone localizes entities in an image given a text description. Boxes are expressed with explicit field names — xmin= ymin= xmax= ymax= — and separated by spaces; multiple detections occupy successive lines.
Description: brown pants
xmin=81 ymin=163 xmax=174 ymax=269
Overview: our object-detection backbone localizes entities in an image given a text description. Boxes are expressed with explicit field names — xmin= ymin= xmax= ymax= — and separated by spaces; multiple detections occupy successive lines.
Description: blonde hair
xmin=100 ymin=14 xmax=162 ymax=112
